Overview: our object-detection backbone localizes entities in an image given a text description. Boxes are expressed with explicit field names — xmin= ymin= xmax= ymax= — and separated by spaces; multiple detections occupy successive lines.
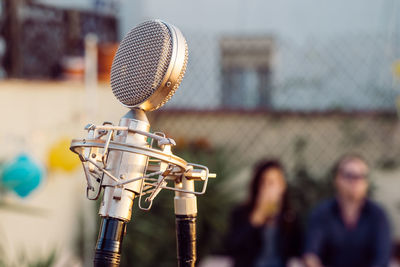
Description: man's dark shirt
xmin=305 ymin=198 xmax=391 ymax=267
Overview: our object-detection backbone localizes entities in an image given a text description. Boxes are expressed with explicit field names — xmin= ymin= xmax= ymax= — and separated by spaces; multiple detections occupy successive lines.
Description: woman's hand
xmin=250 ymin=202 xmax=279 ymax=226
xmin=303 ymin=253 xmax=324 ymax=267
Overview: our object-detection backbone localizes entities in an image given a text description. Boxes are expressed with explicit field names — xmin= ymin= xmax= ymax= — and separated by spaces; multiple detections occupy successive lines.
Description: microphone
xmin=96 ymin=20 xmax=187 ymax=266
xmin=70 ymin=19 xmax=214 ymax=267
xmin=111 ymin=19 xmax=188 ymax=111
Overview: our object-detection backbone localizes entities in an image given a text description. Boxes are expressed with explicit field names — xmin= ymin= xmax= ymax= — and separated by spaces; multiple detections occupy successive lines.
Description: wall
xmin=1 ymin=80 xmax=400 ymax=265
xmin=0 ymin=80 xmax=125 ymax=265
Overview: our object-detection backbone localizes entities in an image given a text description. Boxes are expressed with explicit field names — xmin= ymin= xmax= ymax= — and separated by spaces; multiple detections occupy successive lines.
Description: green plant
xmin=26 ymin=251 xmax=57 ymax=267
xmin=117 ymin=145 xmax=241 ymax=267
xmin=289 ymin=164 xmax=335 ymax=223
xmin=289 ymin=136 xmax=377 ymax=224
xmin=0 ymin=249 xmax=56 ymax=267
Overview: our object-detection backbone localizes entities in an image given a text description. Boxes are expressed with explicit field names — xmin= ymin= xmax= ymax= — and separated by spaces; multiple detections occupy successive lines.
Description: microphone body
xmin=94 ymin=109 xmax=150 ymax=266
xmin=99 ymin=109 xmax=149 ymax=220
xmin=92 ymin=19 xmax=187 ymax=266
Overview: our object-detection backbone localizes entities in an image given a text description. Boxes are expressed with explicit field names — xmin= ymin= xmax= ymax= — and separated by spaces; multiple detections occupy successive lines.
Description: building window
xmin=220 ymin=36 xmax=274 ymax=109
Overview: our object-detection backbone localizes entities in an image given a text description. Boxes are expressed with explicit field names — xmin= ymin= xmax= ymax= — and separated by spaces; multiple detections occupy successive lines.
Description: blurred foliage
xmin=376 ymin=156 xmax=400 ymax=171
xmin=85 ymin=135 xmax=383 ymax=266
xmin=288 ymin=135 xmax=377 ymax=225
xmin=288 ymin=136 xmax=335 ymax=222
xmin=118 ymin=143 xmax=241 ymax=267
xmin=0 ymin=201 xmax=47 ymax=215
xmin=288 ymin=164 xmax=334 ymax=224
xmin=115 ymin=136 xmax=346 ymax=266
xmin=0 ymin=249 xmax=56 ymax=267
xmin=74 ymin=208 xmax=87 ymax=264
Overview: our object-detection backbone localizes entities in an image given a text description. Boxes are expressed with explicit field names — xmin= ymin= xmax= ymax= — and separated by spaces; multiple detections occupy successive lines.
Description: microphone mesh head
xmin=111 ymin=20 xmax=187 ymax=110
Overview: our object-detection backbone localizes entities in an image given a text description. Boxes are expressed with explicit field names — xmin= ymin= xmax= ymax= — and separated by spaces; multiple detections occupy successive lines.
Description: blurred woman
xmin=227 ymin=159 xmax=303 ymax=267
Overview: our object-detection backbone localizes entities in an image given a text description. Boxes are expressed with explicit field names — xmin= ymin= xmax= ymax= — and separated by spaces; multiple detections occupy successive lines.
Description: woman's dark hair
xmin=246 ymin=159 xmax=296 ymax=224
xmin=248 ymin=159 xmax=284 ymax=211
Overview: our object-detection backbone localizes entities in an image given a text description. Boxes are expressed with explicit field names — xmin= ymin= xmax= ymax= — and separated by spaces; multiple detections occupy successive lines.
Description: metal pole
xmin=94 ymin=217 xmax=127 ymax=267
xmin=174 ymin=177 xmax=198 ymax=267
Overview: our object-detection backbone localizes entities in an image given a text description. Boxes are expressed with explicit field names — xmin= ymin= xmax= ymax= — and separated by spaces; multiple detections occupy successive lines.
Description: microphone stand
xmin=93 ymin=109 xmax=150 ymax=267
xmin=174 ymin=173 xmax=197 ymax=267
xmin=70 ymin=110 xmax=214 ymax=267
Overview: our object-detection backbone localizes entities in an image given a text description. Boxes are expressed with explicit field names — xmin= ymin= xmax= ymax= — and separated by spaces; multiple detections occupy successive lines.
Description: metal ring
xmin=70 ymin=138 xmax=187 ymax=171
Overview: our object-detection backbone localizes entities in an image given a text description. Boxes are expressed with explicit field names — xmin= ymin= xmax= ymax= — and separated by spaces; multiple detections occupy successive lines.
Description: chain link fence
xmin=151 ymin=32 xmax=400 ymax=178
xmin=141 ymin=32 xmax=400 ymax=266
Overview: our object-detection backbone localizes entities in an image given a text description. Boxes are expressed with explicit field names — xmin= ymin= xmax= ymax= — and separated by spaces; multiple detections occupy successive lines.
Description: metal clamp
xmin=70 ymin=122 xmax=216 ymax=210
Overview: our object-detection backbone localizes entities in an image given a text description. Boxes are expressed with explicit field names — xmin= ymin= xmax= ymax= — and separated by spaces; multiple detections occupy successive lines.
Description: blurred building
xmin=21 ymin=0 xmax=399 ymax=111
xmin=1 ymin=1 xmax=400 ymax=265
xmin=0 ymin=0 xmax=118 ymax=79
xmin=115 ymin=0 xmax=400 ymax=111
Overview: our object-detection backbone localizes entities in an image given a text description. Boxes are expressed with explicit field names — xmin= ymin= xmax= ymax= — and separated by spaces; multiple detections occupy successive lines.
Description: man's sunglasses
xmin=339 ymin=170 xmax=368 ymax=180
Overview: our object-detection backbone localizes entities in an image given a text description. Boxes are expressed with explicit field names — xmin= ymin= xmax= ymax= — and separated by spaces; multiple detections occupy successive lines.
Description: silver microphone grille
xmin=111 ymin=20 xmax=188 ymax=111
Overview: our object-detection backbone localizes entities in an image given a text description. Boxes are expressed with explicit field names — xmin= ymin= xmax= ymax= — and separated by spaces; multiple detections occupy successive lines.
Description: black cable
xmin=175 ymin=214 xmax=197 ymax=267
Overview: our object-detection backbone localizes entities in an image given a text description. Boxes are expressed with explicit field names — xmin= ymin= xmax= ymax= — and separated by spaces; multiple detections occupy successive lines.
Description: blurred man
xmin=304 ymin=154 xmax=391 ymax=267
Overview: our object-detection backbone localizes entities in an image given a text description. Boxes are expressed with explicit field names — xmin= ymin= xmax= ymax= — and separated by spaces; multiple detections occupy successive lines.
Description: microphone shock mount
xmin=70 ymin=110 xmax=215 ymax=267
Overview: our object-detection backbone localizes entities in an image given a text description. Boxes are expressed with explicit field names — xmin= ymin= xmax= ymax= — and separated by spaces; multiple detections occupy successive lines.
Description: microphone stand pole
xmin=94 ymin=217 xmax=127 ymax=267
xmin=174 ymin=176 xmax=197 ymax=267
xmin=70 ymin=110 xmax=213 ymax=267
xmin=93 ymin=109 xmax=150 ymax=267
